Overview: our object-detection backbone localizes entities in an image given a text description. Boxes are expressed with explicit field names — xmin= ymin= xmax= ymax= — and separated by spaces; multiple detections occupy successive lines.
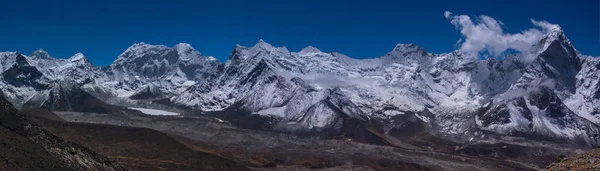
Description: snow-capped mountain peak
xmin=116 ymin=42 xmax=170 ymax=59
xmin=29 ymin=49 xmax=52 ymax=59
xmin=110 ymin=43 xmax=174 ymax=74
xmin=132 ymin=42 xmax=147 ymax=47
xmin=544 ymin=26 xmax=578 ymax=58
xmin=529 ymin=25 xmax=577 ymax=58
xmin=299 ymin=46 xmax=322 ymax=55
xmin=521 ymin=27 xmax=582 ymax=96
xmin=253 ymin=39 xmax=275 ymax=50
xmin=174 ymin=43 xmax=204 ymax=61
xmin=250 ymin=39 xmax=290 ymax=54
xmin=69 ymin=53 xmax=85 ymax=61
xmin=378 ymin=43 xmax=432 ymax=66
xmin=174 ymin=43 xmax=195 ymax=53
xmin=227 ymin=40 xmax=291 ymax=64
xmin=390 ymin=43 xmax=429 ymax=56
xmin=66 ymin=53 xmax=93 ymax=67
xmin=545 ymin=23 xmax=564 ymax=37
xmin=207 ymin=56 xmax=218 ymax=61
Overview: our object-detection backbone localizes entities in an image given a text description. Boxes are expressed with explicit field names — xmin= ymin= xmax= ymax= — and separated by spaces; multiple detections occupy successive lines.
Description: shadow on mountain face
xmin=0 ymin=96 xmax=126 ymax=171
xmin=210 ymin=101 xmax=277 ymax=131
xmin=22 ymin=83 xmax=127 ymax=116
xmin=1 ymin=54 xmax=49 ymax=90
xmin=213 ymin=100 xmax=388 ymax=145
xmin=20 ymin=108 xmax=251 ymax=171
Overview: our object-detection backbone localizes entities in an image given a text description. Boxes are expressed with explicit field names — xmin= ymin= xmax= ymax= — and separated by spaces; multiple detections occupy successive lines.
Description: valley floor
xmin=34 ymin=110 xmax=539 ymax=171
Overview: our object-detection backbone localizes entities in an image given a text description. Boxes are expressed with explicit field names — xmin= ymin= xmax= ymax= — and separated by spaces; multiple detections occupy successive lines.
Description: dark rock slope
xmin=20 ymin=108 xmax=251 ymax=171
xmin=0 ymin=95 xmax=126 ymax=171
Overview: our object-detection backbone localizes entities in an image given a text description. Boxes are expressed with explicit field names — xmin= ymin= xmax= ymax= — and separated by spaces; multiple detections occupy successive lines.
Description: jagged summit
xmin=250 ymin=39 xmax=289 ymax=54
xmin=116 ymin=42 xmax=169 ymax=58
xmin=253 ymin=39 xmax=274 ymax=50
xmin=528 ymin=24 xmax=576 ymax=56
xmin=511 ymin=27 xmax=583 ymax=96
xmin=174 ymin=43 xmax=195 ymax=53
xmin=30 ymin=49 xmax=52 ymax=59
xmin=542 ymin=26 xmax=578 ymax=57
xmin=376 ymin=43 xmax=432 ymax=66
xmin=116 ymin=42 xmax=207 ymax=62
xmin=132 ymin=42 xmax=147 ymax=47
xmin=542 ymin=22 xmax=564 ymax=36
xmin=68 ymin=53 xmax=86 ymax=61
xmin=227 ymin=40 xmax=292 ymax=63
xmin=111 ymin=42 xmax=176 ymax=69
xmin=233 ymin=44 xmax=245 ymax=50
xmin=391 ymin=43 xmax=428 ymax=54
xmin=299 ymin=46 xmax=322 ymax=55
xmin=174 ymin=43 xmax=203 ymax=61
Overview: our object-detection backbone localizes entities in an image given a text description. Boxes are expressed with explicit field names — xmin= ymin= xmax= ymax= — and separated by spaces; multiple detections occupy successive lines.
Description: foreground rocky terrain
xmin=546 ymin=147 xmax=600 ymax=170
xmin=0 ymin=96 xmax=126 ymax=171
xmin=20 ymin=108 xmax=250 ymax=171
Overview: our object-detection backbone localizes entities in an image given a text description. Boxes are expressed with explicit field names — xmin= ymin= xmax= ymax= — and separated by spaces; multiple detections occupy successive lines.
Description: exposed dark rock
xmin=22 ymin=82 xmax=126 ymax=115
xmin=0 ymin=95 xmax=126 ymax=170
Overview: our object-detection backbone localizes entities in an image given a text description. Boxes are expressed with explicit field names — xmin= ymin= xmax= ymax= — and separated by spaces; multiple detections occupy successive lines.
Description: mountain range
xmin=1 ymin=25 xmax=599 ymax=149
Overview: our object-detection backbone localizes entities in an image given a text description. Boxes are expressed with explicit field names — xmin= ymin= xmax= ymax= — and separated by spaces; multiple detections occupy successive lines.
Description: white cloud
xmin=444 ymin=11 xmax=452 ymax=19
xmin=530 ymin=19 xmax=561 ymax=31
xmin=445 ymin=11 xmax=559 ymax=57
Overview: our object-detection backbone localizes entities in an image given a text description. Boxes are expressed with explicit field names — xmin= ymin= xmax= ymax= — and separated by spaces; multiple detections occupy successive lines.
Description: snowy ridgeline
xmin=128 ymin=107 xmax=179 ymax=116
xmin=1 ymin=26 xmax=600 ymax=146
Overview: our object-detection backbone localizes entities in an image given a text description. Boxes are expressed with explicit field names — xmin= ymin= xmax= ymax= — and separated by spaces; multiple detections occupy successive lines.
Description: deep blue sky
xmin=1 ymin=0 xmax=598 ymax=66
